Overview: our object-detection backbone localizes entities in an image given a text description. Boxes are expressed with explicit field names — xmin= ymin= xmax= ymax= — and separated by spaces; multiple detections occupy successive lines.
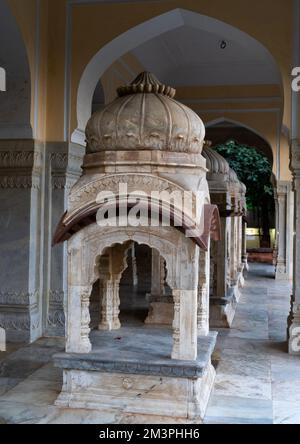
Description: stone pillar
xmin=171 ymin=245 xmax=199 ymax=361
xmin=0 ymin=327 xmax=5 ymax=351
xmin=288 ymin=0 xmax=300 ymax=354
xmin=131 ymin=243 xmax=138 ymax=289
xmin=151 ymin=249 xmax=164 ymax=297
xmin=275 ymin=181 xmax=293 ymax=280
xmin=172 ymin=290 xmax=198 ymax=361
xmin=145 ymin=250 xmax=174 ymax=325
xmin=242 ymin=218 xmax=249 ymax=271
xmin=66 ymin=285 xmax=92 ymax=354
xmin=0 ymin=140 xmax=43 ymax=343
xmin=287 ymin=186 xmax=295 ymax=280
xmin=272 ymin=175 xmax=279 ymax=264
xmin=98 ymin=243 xmax=129 ymax=331
xmin=236 ymin=212 xmax=245 ymax=287
xmin=0 ymin=140 xmax=84 ymax=343
xmin=288 ymin=141 xmax=300 ymax=354
xmin=198 ymin=249 xmax=210 ymax=335
xmin=80 ymin=290 xmax=92 ymax=353
xmin=230 ymin=197 xmax=239 ymax=289
xmin=44 ymin=142 xmax=84 ymax=337
xmin=98 ymin=278 xmax=121 ymax=331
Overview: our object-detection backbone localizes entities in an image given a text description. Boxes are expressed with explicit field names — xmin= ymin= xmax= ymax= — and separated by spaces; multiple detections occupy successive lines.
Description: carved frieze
xmin=69 ymin=173 xmax=191 ymax=214
xmin=50 ymin=151 xmax=83 ymax=191
xmin=0 ymin=150 xmax=42 ymax=189
xmin=0 ymin=291 xmax=39 ymax=309
xmin=0 ymin=311 xmax=40 ymax=331
xmin=47 ymin=290 xmax=65 ymax=329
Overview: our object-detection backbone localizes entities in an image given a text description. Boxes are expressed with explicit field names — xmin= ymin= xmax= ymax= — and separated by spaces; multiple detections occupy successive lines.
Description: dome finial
xmin=117 ymin=71 xmax=176 ymax=98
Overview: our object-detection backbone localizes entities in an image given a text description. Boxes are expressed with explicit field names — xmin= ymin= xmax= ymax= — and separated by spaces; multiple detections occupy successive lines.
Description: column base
xmin=237 ymin=265 xmax=245 ymax=288
xmin=288 ymin=302 xmax=300 ymax=355
xmin=275 ymin=262 xmax=289 ymax=280
xmin=209 ymin=288 xmax=239 ymax=328
xmin=55 ymin=364 xmax=216 ymax=421
xmin=288 ymin=323 xmax=300 ymax=355
xmin=275 ymin=272 xmax=290 ymax=281
xmin=242 ymin=256 xmax=249 ymax=272
xmin=98 ymin=321 xmax=121 ymax=331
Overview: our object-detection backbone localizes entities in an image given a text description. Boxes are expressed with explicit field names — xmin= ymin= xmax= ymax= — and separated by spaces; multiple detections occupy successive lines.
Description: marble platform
xmin=54 ymin=328 xmax=217 ymax=420
xmin=0 ymin=264 xmax=300 ymax=424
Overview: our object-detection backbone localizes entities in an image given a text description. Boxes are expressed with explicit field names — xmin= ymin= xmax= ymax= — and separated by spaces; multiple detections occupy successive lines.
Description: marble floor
xmin=0 ymin=263 xmax=299 ymax=424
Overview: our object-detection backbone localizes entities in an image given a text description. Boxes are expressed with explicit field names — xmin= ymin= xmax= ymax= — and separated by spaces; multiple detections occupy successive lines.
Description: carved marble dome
xmin=228 ymin=167 xmax=239 ymax=183
xmin=202 ymin=143 xmax=230 ymax=175
xmin=85 ymin=72 xmax=205 ymax=154
xmin=203 ymin=143 xmax=246 ymax=191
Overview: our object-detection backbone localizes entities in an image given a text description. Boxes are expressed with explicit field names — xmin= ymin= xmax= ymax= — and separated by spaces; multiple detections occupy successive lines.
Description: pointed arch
xmin=72 ymin=8 xmax=283 ymax=145
xmin=205 ymin=117 xmax=274 ymax=166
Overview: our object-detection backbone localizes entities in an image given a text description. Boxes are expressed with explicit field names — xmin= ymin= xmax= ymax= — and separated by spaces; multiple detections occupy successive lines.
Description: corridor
xmin=0 ymin=263 xmax=299 ymax=424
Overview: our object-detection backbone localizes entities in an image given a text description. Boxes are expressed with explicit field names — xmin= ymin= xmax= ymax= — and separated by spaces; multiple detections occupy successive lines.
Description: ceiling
xmin=131 ymin=25 xmax=280 ymax=87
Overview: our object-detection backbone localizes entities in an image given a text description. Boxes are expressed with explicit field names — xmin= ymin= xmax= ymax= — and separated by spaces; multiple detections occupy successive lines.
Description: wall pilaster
xmin=43 ymin=142 xmax=84 ymax=337
xmin=275 ymin=181 xmax=294 ymax=280
xmin=288 ymin=139 xmax=300 ymax=353
xmin=0 ymin=139 xmax=43 ymax=342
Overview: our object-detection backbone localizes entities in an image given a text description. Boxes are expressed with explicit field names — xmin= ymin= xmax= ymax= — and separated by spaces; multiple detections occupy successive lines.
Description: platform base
xmin=55 ymin=363 xmax=215 ymax=420
xmin=54 ymin=330 xmax=217 ymax=421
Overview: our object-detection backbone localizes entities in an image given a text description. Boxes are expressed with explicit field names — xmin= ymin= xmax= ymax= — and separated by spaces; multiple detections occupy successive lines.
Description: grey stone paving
xmin=0 ymin=263 xmax=299 ymax=424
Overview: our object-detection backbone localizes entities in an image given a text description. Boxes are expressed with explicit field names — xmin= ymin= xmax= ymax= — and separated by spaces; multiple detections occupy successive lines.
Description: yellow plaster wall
xmin=45 ymin=0 xmax=66 ymax=141
xmin=7 ymin=0 xmax=37 ymax=133
xmin=101 ymin=52 xmax=145 ymax=104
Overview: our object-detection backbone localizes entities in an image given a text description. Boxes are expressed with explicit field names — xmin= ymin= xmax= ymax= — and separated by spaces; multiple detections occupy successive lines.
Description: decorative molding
xmin=0 ymin=290 xmax=40 ymax=332
xmin=0 ymin=175 xmax=40 ymax=189
xmin=51 ymin=175 xmax=77 ymax=191
xmin=290 ymin=139 xmax=300 ymax=177
xmin=276 ymin=180 xmax=292 ymax=196
xmin=48 ymin=290 xmax=65 ymax=304
xmin=183 ymin=96 xmax=282 ymax=105
xmin=0 ymin=151 xmax=40 ymax=168
xmin=0 ymin=313 xmax=40 ymax=331
xmin=69 ymin=173 xmax=186 ymax=209
xmin=0 ymin=149 xmax=42 ymax=189
xmin=0 ymin=291 xmax=39 ymax=309
xmin=80 ymin=290 xmax=91 ymax=351
xmin=49 ymin=148 xmax=83 ymax=190
xmin=47 ymin=290 xmax=66 ymax=331
xmin=50 ymin=152 xmax=68 ymax=170
xmin=47 ymin=309 xmax=65 ymax=328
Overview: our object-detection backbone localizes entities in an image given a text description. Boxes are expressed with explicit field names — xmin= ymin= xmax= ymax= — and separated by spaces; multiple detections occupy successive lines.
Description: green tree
xmin=214 ymin=140 xmax=274 ymax=246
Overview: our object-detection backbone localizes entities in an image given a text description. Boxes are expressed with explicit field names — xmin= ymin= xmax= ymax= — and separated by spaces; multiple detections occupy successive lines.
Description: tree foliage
xmin=214 ymin=140 xmax=273 ymax=210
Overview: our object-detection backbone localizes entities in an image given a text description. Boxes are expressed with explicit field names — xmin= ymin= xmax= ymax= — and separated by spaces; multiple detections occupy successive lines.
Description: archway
xmin=205 ymin=118 xmax=274 ymax=166
xmin=92 ymin=79 xmax=105 ymax=114
xmin=88 ymin=241 xmax=174 ymax=360
xmin=72 ymin=8 xmax=282 ymax=145
xmin=207 ymin=119 xmax=276 ymax=262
